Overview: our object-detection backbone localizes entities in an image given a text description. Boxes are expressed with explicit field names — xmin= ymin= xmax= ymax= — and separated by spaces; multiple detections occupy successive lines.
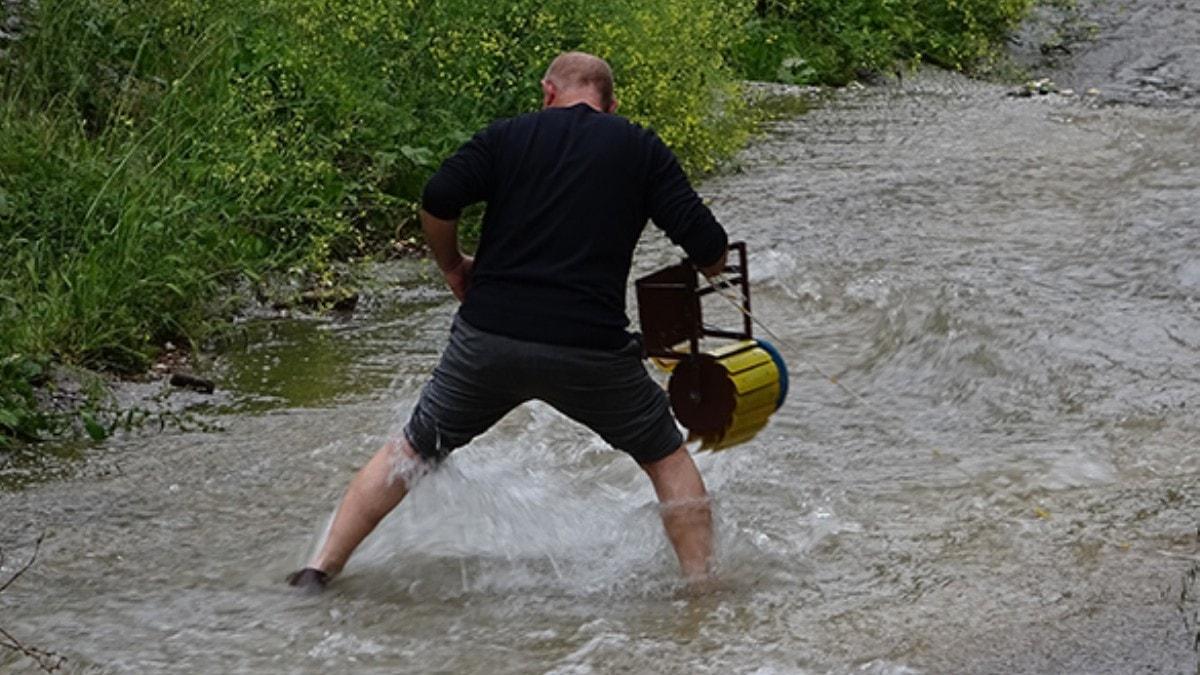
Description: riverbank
xmin=1 ymin=0 xmax=1036 ymax=449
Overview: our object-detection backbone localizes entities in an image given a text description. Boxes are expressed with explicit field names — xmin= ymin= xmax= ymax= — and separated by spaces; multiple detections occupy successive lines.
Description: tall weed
xmin=732 ymin=0 xmax=1033 ymax=84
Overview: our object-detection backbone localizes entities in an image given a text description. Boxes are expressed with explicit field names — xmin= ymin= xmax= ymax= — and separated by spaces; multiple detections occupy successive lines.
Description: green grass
xmin=730 ymin=0 xmax=1035 ymax=85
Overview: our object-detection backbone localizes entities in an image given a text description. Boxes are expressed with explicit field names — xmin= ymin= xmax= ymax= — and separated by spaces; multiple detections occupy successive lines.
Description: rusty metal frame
xmin=635 ymin=241 xmax=751 ymax=360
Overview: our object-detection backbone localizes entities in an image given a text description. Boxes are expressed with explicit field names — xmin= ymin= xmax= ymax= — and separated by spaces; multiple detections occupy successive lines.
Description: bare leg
xmin=306 ymin=438 xmax=426 ymax=577
xmin=639 ymin=445 xmax=714 ymax=582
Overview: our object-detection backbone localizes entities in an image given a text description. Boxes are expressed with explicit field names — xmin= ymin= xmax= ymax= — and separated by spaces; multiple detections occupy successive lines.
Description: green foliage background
xmin=0 ymin=0 xmax=1030 ymax=445
xmin=733 ymin=0 xmax=1033 ymax=84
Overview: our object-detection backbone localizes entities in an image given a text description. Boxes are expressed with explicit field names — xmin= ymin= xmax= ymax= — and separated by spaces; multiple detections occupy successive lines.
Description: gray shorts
xmin=403 ymin=315 xmax=682 ymax=464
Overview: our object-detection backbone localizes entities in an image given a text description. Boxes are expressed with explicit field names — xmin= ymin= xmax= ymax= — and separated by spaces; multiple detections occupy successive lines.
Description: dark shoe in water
xmin=286 ymin=567 xmax=330 ymax=593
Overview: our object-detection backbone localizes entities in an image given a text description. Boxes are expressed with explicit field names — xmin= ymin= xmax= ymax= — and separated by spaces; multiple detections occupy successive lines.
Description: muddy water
xmin=4 ymin=14 xmax=1200 ymax=675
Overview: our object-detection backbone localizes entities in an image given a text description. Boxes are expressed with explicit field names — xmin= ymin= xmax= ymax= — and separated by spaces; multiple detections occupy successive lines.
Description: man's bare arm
xmin=420 ymin=208 xmax=473 ymax=301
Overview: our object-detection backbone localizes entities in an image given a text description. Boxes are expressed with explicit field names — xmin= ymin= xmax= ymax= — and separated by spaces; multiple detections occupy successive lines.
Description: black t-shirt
xmin=422 ymin=103 xmax=728 ymax=350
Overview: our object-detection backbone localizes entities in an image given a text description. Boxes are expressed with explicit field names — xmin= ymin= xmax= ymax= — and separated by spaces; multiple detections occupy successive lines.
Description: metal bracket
xmin=634 ymin=241 xmax=751 ymax=360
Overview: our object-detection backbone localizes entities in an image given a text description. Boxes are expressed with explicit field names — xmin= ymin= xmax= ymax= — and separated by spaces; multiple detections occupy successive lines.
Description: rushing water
xmin=4 ymin=7 xmax=1200 ymax=673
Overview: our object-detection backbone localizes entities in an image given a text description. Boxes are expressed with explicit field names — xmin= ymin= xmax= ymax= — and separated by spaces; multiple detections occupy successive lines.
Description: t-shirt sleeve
xmin=644 ymin=132 xmax=728 ymax=268
xmin=421 ymin=122 xmax=500 ymax=219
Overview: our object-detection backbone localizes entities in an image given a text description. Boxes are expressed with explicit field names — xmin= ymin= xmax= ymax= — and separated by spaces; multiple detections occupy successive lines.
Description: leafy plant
xmin=730 ymin=0 xmax=1034 ymax=84
xmin=0 ymin=355 xmax=48 ymax=447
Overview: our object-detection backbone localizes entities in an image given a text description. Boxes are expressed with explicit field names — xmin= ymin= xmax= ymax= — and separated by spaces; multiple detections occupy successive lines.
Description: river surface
xmin=3 ymin=3 xmax=1200 ymax=673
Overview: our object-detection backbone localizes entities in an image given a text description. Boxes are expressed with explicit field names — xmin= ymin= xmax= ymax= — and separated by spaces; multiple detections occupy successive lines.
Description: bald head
xmin=541 ymin=51 xmax=616 ymax=112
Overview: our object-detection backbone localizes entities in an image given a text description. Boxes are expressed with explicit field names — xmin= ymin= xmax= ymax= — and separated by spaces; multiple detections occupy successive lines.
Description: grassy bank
xmin=733 ymin=0 xmax=1034 ymax=85
xmin=1 ymin=0 xmax=1031 ymax=447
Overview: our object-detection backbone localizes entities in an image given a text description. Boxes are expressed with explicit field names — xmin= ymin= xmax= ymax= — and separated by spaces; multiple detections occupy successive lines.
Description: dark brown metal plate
xmin=668 ymin=354 xmax=736 ymax=435
xmin=635 ymin=262 xmax=700 ymax=357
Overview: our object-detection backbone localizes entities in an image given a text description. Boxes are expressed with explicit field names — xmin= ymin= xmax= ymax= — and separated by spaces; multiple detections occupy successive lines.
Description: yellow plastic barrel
xmin=666 ymin=339 xmax=788 ymax=451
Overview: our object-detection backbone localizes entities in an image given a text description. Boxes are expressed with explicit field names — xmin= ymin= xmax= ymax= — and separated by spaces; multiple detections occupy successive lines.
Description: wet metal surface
xmin=3 ymin=5 xmax=1200 ymax=672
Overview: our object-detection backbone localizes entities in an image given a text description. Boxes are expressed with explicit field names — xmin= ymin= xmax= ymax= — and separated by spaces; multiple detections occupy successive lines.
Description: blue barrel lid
xmin=755 ymin=339 xmax=789 ymax=410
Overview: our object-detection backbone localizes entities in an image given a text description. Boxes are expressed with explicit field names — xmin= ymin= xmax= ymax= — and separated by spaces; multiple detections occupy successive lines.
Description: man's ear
xmin=607 ymin=97 xmax=619 ymax=114
xmin=541 ymin=79 xmax=556 ymax=109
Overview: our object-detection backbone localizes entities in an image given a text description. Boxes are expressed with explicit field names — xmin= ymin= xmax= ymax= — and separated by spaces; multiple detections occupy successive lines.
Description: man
xmin=288 ymin=51 xmax=729 ymax=590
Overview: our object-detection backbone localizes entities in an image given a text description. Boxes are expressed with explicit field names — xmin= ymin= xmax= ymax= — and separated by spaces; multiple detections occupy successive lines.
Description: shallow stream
xmin=3 ymin=3 xmax=1199 ymax=672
